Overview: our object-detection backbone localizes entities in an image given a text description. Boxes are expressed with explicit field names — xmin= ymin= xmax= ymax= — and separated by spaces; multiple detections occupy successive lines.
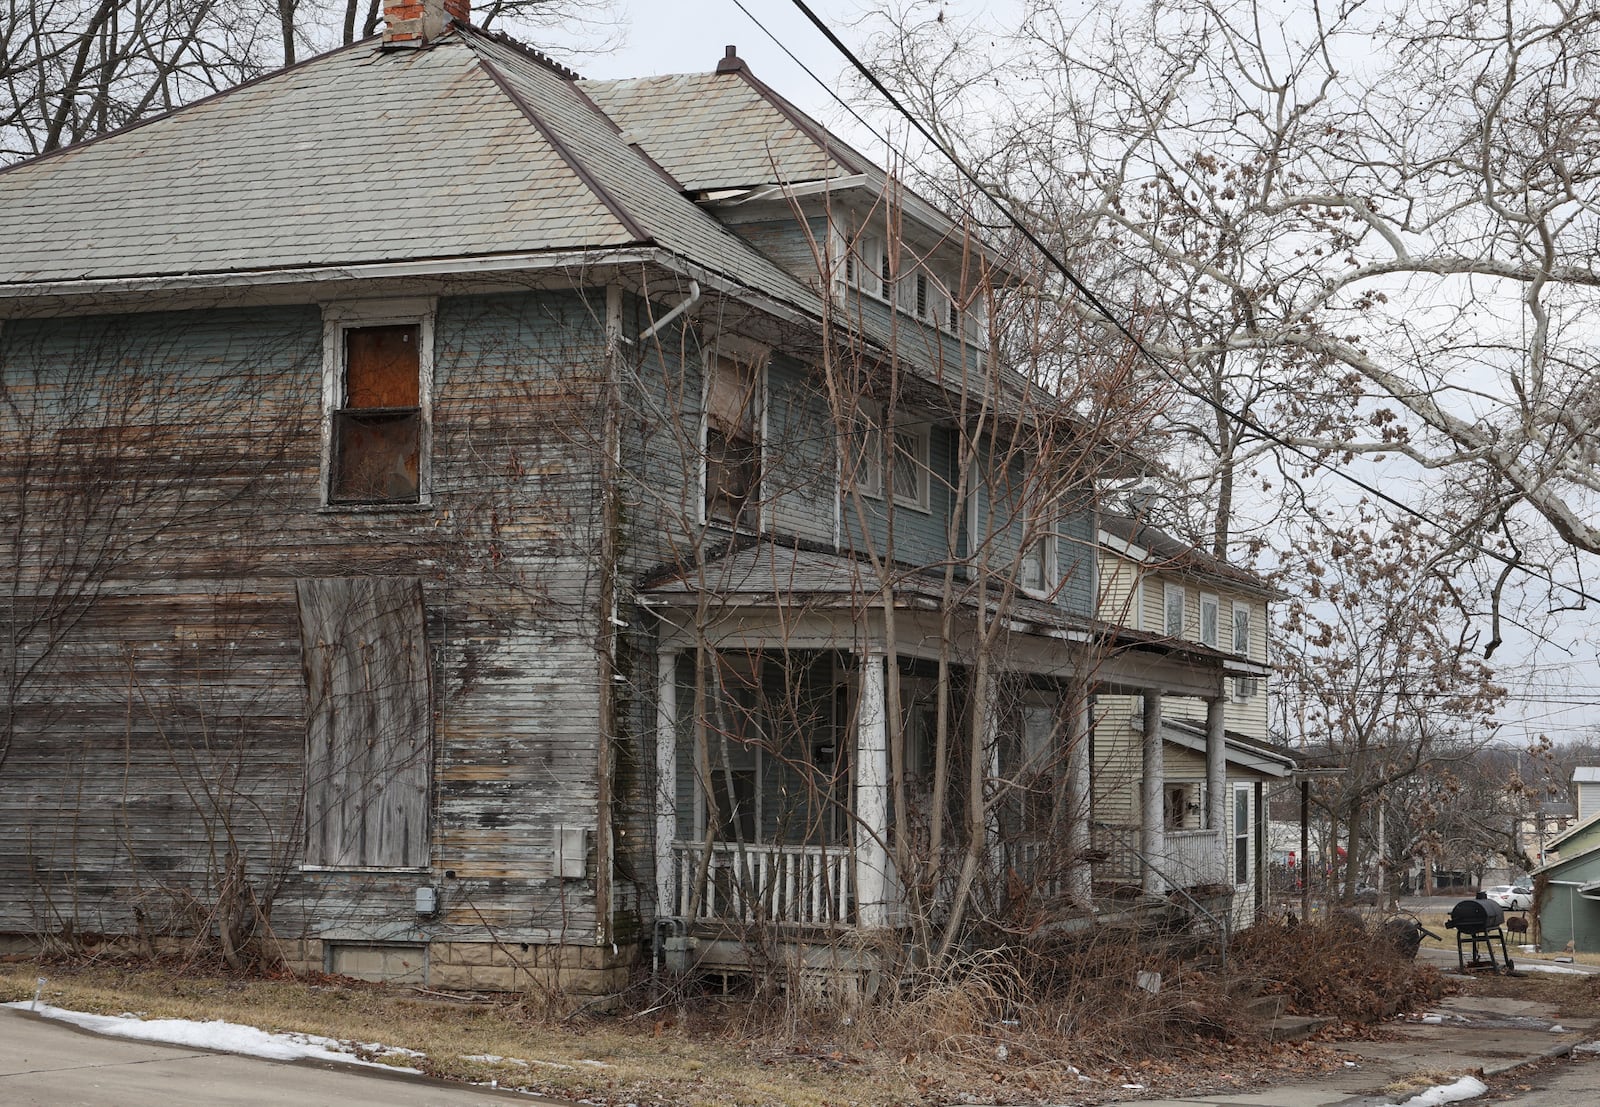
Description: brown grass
xmin=0 ymin=926 xmax=1416 ymax=1107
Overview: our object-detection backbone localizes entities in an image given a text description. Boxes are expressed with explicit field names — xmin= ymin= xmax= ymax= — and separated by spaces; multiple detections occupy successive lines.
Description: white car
xmin=1485 ymin=884 xmax=1532 ymax=911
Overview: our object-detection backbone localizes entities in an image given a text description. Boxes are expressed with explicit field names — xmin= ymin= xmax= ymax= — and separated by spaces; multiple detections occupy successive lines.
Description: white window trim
xmin=857 ymin=404 xmax=932 ymax=513
xmin=1233 ymin=783 xmax=1252 ymax=887
xmin=1199 ymin=592 xmax=1220 ymax=649
xmin=1163 ymin=582 xmax=1186 ymax=639
xmin=836 ymin=216 xmax=987 ymax=348
xmin=698 ymin=337 xmax=769 ymax=532
xmin=320 ymin=298 xmax=436 ymax=509
xmin=1021 ymin=502 xmax=1057 ymax=599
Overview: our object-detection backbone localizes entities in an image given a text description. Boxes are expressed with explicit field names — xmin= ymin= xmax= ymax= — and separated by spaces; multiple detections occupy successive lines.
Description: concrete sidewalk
xmin=0 ymin=1006 xmax=554 ymax=1107
xmin=1100 ymin=989 xmax=1599 ymax=1107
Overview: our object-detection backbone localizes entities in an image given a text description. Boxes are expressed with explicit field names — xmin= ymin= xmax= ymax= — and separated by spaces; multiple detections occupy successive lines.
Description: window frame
xmin=1233 ymin=783 xmax=1252 ymax=886
xmin=856 ymin=405 xmax=932 ymax=513
xmin=699 ymin=339 xmax=769 ymax=532
xmin=1163 ymin=583 xmax=1186 ymax=639
xmin=1231 ymin=601 xmax=1257 ymax=702
xmin=1020 ymin=499 xmax=1057 ymax=598
xmin=321 ymin=299 xmax=436 ymax=510
xmin=1199 ymin=592 xmax=1220 ymax=649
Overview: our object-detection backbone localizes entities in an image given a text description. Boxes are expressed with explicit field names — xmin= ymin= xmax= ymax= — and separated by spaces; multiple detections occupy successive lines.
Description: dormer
xmin=582 ymin=46 xmax=1014 ymax=352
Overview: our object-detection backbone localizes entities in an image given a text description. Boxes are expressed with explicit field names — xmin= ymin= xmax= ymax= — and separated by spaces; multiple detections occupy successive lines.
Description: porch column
xmin=1206 ymin=696 xmax=1227 ymax=886
xmin=855 ymin=649 xmax=891 ymax=927
xmin=1141 ymin=689 xmax=1165 ymax=895
xmin=1066 ymin=692 xmax=1093 ymax=906
xmin=655 ymin=648 xmax=678 ymax=919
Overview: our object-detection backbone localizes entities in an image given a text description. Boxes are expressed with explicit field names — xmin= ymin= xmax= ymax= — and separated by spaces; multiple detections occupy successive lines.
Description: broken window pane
xmin=704 ymin=354 xmax=760 ymax=528
xmin=329 ymin=324 xmax=422 ymax=504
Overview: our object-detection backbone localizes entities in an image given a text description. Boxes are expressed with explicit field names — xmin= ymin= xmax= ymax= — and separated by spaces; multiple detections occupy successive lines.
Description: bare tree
xmin=1275 ymin=507 xmax=1506 ymax=900
xmin=0 ymin=0 xmax=619 ymax=163
xmin=863 ymin=0 xmax=1600 ymax=578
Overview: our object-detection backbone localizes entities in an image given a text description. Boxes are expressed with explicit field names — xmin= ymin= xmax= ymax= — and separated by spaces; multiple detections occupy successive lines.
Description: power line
xmin=779 ymin=0 xmax=1600 ymax=611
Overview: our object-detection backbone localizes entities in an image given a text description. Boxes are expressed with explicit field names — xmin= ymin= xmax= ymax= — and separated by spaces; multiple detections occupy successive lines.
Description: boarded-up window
xmin=297 ymin=577 xmax=431 ymax=868
xmin=330 ymin=324 xmax=422 ymax=504
xmin=704 ymin=353 xmax=761 ymax=529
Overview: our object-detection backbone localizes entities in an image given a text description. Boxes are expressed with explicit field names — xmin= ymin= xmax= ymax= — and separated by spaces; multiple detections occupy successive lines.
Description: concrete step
xmin=1266 ymin=1014 xmax=1336 ymax=1041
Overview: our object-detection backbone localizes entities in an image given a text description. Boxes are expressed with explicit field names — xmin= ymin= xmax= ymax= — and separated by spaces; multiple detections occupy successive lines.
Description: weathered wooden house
xmin=1094 ymin=513 xmax=1293 ymax=927
xmin=0 ymin=1 xmax=1273 ymax=995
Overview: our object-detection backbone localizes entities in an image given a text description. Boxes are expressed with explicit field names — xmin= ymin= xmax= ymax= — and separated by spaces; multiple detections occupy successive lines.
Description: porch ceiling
xmin=639 ymin=539 xmax=1232 ymax=698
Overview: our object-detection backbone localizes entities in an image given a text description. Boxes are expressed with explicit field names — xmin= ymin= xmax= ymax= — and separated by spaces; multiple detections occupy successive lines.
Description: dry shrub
xmin=867 ymin=929 xmax=1242 ymax=1064
xmin=1232 ymin=915 xmax=1443 ymax=1020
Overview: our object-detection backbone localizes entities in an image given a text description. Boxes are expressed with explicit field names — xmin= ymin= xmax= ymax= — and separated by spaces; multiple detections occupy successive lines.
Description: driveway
xmin=0 ymin=1006 xmax=553 ymax=1107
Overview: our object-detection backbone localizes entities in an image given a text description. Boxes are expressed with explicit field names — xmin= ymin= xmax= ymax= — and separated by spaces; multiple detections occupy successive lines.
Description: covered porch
xmin=640 ymin=542 xmax=1250 ymax=947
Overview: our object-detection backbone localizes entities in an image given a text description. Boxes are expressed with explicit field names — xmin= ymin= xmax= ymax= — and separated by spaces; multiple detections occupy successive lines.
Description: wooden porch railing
xmin=1091 ymin=824 xmax=1228 ymax=889
xmin=670 ymin=841 xmax=855 ymax=927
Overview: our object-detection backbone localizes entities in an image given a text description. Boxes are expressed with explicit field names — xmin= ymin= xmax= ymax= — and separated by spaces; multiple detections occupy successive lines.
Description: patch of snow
xmin=1390 ymin=1075 xmax=1488 ymax=1107
xmin=1513 ymin=961 xmax=1589 ymax=975
xmin=2 ymin=1002 xmax=422 ymax=1074
xmin=1551 ymin=1025 xmax=1568 ymax=1032
xmin=1573 ymin=1040 xmax=1600 ymax=1054
xmin=1120 ymin=1083 xmax=1145 ymax=1090
xmin=463 ymin=1053 xmax=530 ymax=1067
xmin=1421 ymin=1014 xmax=1444 ymax=1024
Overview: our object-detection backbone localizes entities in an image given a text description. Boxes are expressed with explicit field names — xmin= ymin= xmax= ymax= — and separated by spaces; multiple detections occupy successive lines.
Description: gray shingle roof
xmin=0 ymin=29 xmax=827 ymax=318
xmin=582 ymin=65 xmax=869 ymax=192
xmin=1100 ymin=512 xmax=1276 ymax=596
xmin=0 ymin=37 xmax=634 ymax=285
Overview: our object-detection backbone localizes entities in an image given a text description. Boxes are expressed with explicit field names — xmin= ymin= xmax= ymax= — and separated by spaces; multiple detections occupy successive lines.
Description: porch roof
xmin=1162 ymin=720 xmax=1296 ymax=777
xmin=638 ymin=538 xmax=1257 ymax=685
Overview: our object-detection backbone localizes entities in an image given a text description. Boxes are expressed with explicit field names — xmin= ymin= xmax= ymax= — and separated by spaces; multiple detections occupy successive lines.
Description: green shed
xmin=1532 ymin=820 xmax=1600 ymax=953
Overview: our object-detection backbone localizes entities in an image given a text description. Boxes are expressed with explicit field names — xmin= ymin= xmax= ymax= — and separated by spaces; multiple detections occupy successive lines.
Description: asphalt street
xmin=0 ymin=1006 xmax=554 ymax=1107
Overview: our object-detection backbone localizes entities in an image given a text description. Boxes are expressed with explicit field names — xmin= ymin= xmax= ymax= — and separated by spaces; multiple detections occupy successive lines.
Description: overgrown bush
xmin=1232 ymin=915 xmax=1444 ymax=1021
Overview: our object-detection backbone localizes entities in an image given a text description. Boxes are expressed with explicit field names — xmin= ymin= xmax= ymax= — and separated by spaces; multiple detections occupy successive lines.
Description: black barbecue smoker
xmin=1443 ymin=893 xmax=1515 ymax=973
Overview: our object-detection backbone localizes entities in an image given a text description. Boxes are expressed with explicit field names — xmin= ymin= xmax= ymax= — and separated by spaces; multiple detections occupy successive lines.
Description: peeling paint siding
xmin=0 ymin=290 xmax=616 ymax=950
xmin=841 ymin=422 xmax=958 ymax=567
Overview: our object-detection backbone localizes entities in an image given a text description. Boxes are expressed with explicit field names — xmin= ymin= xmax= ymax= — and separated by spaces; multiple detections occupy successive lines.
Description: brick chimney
xmin=383 ymin=0 xmax=470 ymax=48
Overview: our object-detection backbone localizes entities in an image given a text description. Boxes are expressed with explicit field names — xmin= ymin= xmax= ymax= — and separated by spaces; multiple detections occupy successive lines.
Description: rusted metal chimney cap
xmin=716 ymin=45 xmax=746 ymax=74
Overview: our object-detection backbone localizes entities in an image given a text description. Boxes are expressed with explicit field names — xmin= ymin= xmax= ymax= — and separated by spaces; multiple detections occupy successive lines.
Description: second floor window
xmin=328 ymin=321 xmax=426 ymax=505
xmin=1164 ymin=583 xmax=1186 ymax=638
xmin=1199 ymin=593 xmax=1220 ymax=648
xmin=1233 ymin=602 xmax=1251 ymax=657
xmin=704 ymin=352 xmax=763 ymax=530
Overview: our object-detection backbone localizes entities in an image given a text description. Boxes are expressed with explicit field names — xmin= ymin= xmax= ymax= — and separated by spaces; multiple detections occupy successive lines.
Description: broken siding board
xmin=1 ymin=288 xmax=618 ymax=949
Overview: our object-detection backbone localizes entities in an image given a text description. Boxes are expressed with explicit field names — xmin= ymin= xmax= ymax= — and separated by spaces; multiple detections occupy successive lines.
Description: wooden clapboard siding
xmin=1 ymin=287 xmax=618 ymax=948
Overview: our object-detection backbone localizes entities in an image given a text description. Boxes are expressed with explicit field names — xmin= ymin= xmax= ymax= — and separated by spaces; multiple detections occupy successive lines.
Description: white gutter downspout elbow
xmin=628 ymin=281 xmax=701 ymax=344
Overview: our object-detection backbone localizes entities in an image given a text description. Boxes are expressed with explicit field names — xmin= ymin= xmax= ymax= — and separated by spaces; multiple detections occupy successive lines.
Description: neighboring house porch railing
xmin=670 ymin=840 xmax=855 ymax=927
xmin=1092 ymin=824 xmax=1228 ymax=889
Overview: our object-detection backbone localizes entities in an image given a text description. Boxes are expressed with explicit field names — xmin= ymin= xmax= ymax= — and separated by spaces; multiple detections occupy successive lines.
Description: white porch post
xmin=1066 ymin=692 xmax=1093 ymax=906
xmin=855 ymin=649 xmax=891 ymax=927
xmin=1141 ymin=689 xmax=1165 ymax=895
xmin=1205 ymin=696 xmax=1227 ymax=885
xmin=655 ymin=648 xmax=678 ymax=918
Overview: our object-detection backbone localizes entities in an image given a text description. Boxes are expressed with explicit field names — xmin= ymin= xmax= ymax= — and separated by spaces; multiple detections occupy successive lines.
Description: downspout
xmin=625 ymin=281 xmax=701 ymax=345
xmin=594 ymin=284 xmax=624 ymax=950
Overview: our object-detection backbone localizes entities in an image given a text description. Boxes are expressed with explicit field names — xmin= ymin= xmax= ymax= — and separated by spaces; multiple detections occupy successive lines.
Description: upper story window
xmin=857 ymin=407 xmax=932 ymax=512
xmin=839 ymin=222 xmax=987 ymax=347
xmin=323 ymin=301 xmax=434 ymax=507
xmin=703 ymin=346 xmax=766 ymax=531
xmin=1199 ymin=593 xmax=1220 ymax=648
xmin=1232 ymin=601 xmax=1258 ymax=701
xmin=1020 ymin=501 xmax=1057 ymax=596
xmin=1164 ymin=583 xmax=1186 ymax=638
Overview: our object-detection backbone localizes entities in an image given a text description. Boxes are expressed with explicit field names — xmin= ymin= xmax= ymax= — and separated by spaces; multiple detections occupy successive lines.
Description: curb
xmin=1480 ymin=1035 xmax=1584 ymax=1077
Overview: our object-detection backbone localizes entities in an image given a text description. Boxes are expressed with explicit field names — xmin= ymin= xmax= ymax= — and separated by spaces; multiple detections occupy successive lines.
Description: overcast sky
xmin=540 ymin=1 xmax=1600 ymax=753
